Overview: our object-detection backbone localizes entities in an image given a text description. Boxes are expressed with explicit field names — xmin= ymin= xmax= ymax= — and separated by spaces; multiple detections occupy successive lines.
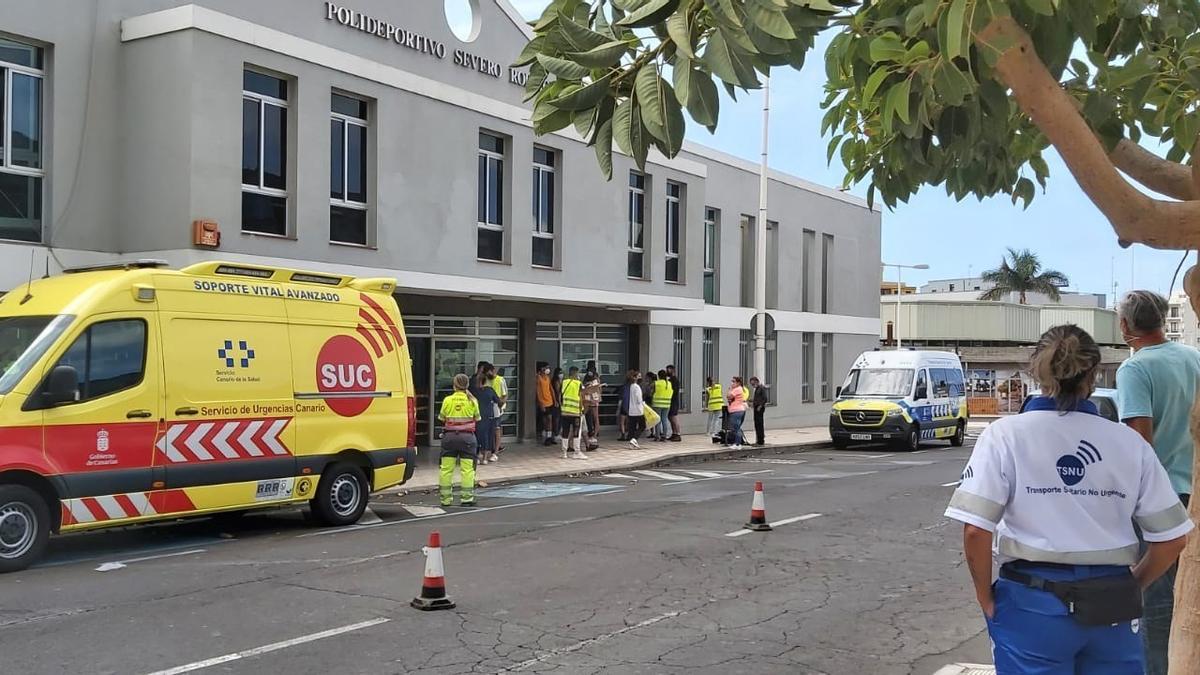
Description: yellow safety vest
xmin=706 ymin=384 xmax=724 ymax=412
xmin=652 ymin=379 xmax=674 ymax=408
xmin=561 ymin=378 xmax=582 ymax=416
xmin=439 ymin=391 xmax=480 ymax=432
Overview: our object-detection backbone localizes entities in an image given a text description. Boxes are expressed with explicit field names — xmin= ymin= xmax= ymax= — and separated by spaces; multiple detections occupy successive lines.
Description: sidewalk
xmin=392 ymin=425 xmax=832 ymax=492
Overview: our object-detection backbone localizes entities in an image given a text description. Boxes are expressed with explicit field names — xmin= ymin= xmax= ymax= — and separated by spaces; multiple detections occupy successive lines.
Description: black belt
xmin=1000 ymin=565 xmax=1071 ymax=592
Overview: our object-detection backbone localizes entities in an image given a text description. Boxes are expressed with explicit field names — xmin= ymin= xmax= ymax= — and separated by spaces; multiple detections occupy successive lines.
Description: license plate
xmin=850 ymin=434 xmax=872 ymax=441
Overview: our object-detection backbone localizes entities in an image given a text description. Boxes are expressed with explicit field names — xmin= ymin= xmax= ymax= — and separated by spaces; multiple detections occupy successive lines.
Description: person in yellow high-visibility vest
xmin=651 ymin=369 xmax=674 ymax=441
xmin=438 ymin=373 xmax=481 ymax=507
xmin=703 ymin=376 xmax=724 ymax=436
xmin=559 ymin=367 xmax=586 ymax=460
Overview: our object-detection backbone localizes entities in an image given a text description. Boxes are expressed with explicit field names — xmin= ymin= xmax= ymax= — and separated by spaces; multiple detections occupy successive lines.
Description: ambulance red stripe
xmin=356 ymin=325 xmax=384 ymax=358
xmin=360 ymin=293 xmax=403 ymax=346
xmin=359 ymin=308 xmax=394 ymax=352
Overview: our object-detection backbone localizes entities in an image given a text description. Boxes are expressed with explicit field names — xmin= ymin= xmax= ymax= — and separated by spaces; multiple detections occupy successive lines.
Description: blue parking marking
xmin=477 ymin=483 xmax=623 ymax=499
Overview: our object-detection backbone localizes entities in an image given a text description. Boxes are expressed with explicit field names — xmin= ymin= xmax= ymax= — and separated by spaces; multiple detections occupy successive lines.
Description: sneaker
xmin=629 ymin=438 xmax=640 ymax=448
xmin=489 ymin=453 xmax=500 ymax=463
xmin=732 ymin=444 xmax=743 ymax=450
xmin=669 ymin=435 xmax=682 ymax=442
xmin=572 ymin=452 xmax=587 ymax=460
xmin=460 ymin=501 xmax=477 ymax=508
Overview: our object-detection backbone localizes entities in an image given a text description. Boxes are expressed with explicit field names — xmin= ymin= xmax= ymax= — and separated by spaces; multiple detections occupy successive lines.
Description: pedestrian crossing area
xmin=601 ymin=469 xmax=737 ymax=482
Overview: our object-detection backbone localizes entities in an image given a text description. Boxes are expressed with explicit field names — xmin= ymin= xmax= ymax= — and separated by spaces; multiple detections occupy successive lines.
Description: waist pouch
xmin=1000 ymin=566 xmax=1142 ymax=626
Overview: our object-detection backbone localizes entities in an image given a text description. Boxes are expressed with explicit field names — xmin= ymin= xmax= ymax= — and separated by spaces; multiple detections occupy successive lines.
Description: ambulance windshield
xmin=840 ymin=368 xmax=914 ymax=398
xmin=0 ymin=315 xmax=73 ymax=394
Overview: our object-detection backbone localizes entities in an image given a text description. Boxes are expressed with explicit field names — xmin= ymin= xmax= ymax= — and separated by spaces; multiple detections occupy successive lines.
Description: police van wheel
xmin=950 ymin=422 xmax=966 ymax=447
xmin=0 ymin=485 xmax=50 ymax=573
xmin=902 ymin=426 xmax=921 ymax=452
xmin=311 ymin=463 xmax=369 ymax=527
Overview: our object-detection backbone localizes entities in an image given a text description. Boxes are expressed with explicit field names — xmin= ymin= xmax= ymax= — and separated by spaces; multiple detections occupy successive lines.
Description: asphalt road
xmin=1 ymin=435 xmax=992 ymax=675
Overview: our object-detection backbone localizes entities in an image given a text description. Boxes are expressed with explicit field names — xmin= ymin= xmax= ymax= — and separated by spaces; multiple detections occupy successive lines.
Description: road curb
xmin=390 ymin=439 xmax=832 ymax=494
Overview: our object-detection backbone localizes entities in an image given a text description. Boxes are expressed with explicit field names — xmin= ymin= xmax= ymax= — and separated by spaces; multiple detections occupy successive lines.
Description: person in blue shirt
xmin=472 ymin=372 xmax=500 ymax=466
xmin=1116 ymin=290 xmax=1200 ymax=675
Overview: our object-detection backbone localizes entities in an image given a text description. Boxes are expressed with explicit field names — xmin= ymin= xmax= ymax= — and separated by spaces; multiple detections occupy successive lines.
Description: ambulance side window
xmin=49 ymin=320 xmax=147 ymax=402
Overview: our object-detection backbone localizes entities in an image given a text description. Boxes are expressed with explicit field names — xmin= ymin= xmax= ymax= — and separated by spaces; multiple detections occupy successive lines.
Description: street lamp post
xmin=753 ymin=75 xmax=770 ymax=383
xmin=882 ymin=262 xmax=929 ymax=349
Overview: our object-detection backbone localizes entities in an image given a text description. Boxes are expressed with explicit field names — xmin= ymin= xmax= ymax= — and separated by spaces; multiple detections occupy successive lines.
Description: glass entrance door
xmin=432 ymin=339 xmax=476 ymax=438
xmin=560 ymin=341 xmax=598 ymax=374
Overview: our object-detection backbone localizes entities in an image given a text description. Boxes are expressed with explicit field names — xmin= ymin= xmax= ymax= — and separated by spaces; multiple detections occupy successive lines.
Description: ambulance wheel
xmin=311 ymin=463 xmax=369 ymax=527
xmin=0 ymin=484 xmax=50 ymax=573
xmin=950 ymin=422 xmax=966 ymax=447
xmin=902 ymin=425 xmax=921 ymax=452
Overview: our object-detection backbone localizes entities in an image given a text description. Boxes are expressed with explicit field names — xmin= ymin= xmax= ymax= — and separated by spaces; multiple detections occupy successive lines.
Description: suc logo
xmin=1056 ymin=439 xmax=1103 ymax=486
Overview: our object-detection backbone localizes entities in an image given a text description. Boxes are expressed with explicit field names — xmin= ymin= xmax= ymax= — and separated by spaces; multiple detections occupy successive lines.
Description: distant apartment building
xmin=1167 ymin=292 xmax=1200 ymax=346
xmin=919 ymin=276 xmax=1107 ymax=308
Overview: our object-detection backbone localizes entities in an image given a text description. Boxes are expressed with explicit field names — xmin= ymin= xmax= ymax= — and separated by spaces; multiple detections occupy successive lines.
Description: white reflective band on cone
xmin=422 ymin=545 xmax=445 ymax=578
xmin=751 ymin=490 xmax=765 ymax=511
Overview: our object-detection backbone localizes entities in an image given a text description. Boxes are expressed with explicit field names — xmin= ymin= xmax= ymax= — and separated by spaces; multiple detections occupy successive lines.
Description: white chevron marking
xmin=68 ymin=500 xmax=96 ymax=523
xmin=94 ymin=495 xmax=128 ymax=520
xmin=127 ymin=492 xmax=156 ymax=516
xmin=160 ymin=425 xmax=187 ymax=463
xmin=239 ymin=420 xmax=265 ymax=457
xmin=263 ymin=419 xmax=289 ymax=455
xmin=185 ymin=423 xmax=215 ymax=461
xmin=212 ymin=423 xmax=239 ymax=459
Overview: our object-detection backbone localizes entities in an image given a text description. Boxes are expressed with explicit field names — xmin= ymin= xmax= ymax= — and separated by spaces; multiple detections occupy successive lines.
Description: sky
xmin=499 ymin=0 xmax=1189 ymax=305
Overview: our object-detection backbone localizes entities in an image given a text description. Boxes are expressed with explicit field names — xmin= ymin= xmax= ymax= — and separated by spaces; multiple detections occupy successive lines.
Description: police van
xmin=0 ymin=260 xmax=417 ymax=571
xmin=829 ymin=349 xmax=968 ymax=451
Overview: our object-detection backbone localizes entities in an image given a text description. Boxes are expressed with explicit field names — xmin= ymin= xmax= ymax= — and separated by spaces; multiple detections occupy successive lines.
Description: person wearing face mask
xmin=1116 ymin=290 xmax=1200 ymax=675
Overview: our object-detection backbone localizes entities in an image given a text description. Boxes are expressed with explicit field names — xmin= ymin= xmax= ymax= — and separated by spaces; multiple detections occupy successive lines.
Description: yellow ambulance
xmin=0 ymin=260 xmax=417 ymax=572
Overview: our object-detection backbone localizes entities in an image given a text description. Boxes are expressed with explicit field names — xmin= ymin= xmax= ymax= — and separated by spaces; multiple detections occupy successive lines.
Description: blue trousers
xmin=987 ymin=565 xmax=1144 ymax=674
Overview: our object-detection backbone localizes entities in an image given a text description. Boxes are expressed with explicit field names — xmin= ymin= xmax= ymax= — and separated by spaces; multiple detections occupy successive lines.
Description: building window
xmin=0 ymin=38 xmax=44 ymax=243
xmin=628 ymin=171 xmax=646 ymax=279
xmin=802 ymin=229 xmax=815 ymax=312
xmin=820 ymin=333 xmax=833 ymax=401
xmin=703 ymin=208 xmax=719 ymax=304
xmin=330 ymin=93 xmax=368 ymax=245
xmin=702 ymin=328 xmax=718 ymax=382
xmin=531 ymin=147 xmax=556 ymax=268
xmin=672 ymin=327 xmax=691 ymax=413
xmin=739 ymin=215 xmax=755 ymax=307
xmin=802 ymin=332 xmax=814 ymax=403
xmin=665 ymin=181 xmax=683 ymax=283
xmin=477 ymin=132 xmax=505 ymax=262
xmin=766 ymin=220 xmax=779 ymax=309
xmin=765 ymin=330 xmax=777 ymax=393
xmin=242 ymin=69 xmax=289 ymax=236
xmin=821 ymin=234 xmax=833 ymax=313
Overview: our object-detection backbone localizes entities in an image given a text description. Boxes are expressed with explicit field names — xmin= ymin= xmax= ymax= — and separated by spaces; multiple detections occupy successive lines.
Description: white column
xmin=753 ymin=76 xmax=770 ymax=381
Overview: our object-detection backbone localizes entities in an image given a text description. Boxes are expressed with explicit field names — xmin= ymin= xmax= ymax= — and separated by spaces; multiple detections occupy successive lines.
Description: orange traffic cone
xmin=743 ymin=481 xmax=772 ymax=532
xmin=411 ymin=531 xmax=456 ymax=611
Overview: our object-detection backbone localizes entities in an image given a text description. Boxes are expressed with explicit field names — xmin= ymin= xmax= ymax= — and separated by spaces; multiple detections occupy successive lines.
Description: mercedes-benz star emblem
xmin=855 ymin=411 xmax=866 ymax=422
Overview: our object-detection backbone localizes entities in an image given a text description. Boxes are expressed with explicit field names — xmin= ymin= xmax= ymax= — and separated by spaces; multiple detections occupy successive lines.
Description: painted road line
xmin=633 ymin=470 xmax=692 ymax=481
xmin=941 ymin=480 xmax=962 ymax=487
xmin=737 ymin=457 xmax=807 ymax=465
xmin=867 ymin=453 xmax=896 ymax=459
xmin=95 ymin=548 xmax=206 ymax=572
xmin=603 ymin=473 xmax=638 ymax=479
xmin=662 ymin=469 xmax=772 ymax=487
xmin=725 ymin=513 xmax=823 ymax=537
xmin=145 ymin=618 xmax=390 ymax=675
xmin=511 ymin=611 xmax=682 ymax=671
xmin=680 ymin=470 xmax=725 ymax=478
xmin=400 ymin=505 xmax=446 ymax=518
xmin=911 ymin=450 xmax=928 ymax=455
xmin=296 ymin=501 xmax=539 ymax=538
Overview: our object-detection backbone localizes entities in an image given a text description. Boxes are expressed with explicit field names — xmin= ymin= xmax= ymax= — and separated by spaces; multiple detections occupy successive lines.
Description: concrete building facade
xmin=0 ymin=0 xmax=881 ymax=444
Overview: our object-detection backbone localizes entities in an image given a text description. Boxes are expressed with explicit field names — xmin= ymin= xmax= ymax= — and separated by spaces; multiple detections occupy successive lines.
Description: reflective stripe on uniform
xmin=706 ymin=385 xmax=723 ymax=412
xmin=439 ymin=392 xmax=479 ymax=432
xmin=948 ymin=489 xmax=1005 ymax=524
xmin=998 ymin=537 xmax=1142 ymax=566
xmin=561 ymin=379 xmax=580 ymax=415
xmin=1136 ymin=501 xmax=1191 ymax=534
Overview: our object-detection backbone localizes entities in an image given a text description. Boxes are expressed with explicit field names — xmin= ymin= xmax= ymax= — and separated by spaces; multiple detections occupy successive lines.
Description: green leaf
xmin=1011 ymin=177 xmax=1036 ymax=209
xmin=536 ymin=54 xmax=590 ymax=80
xmin=567 ymin=41 xmax=629 ymax=68
xmin=1106 ymin=53 xmax=1156 ymax=89
xmin=1029 ymin=155 xmax=1050 ymax=188
xmin=523 ymin=62 xmax=548 ymax=101
xmin=532 ymin=101 xmax=575 ymax=134
xmin=705 ymin=0 xmax=742 ymax=27
xmin=512 ymin=36 xmax=545 ymax=68
xmin=932 ymin=61 xmax=971 ymax=106
xmin=549 ymin=74 xmax=613 ymax=111
xmin=826 ymin=135 xmax=842 ymax=164
xmin=702 ymin=28 xmax=761 ymax=88
xmin=862 ymin=67 xmax=890 ymax=104
xmin=558 ymin=14 xmax=612 ymax=51
xmin=614 ymin=96 xmax=650 ymax=167
xmin=1023 ymin=0 xmax=1055 ymax=16
xmin=902 ymin=40 xmax=932 ymax=64
xmin=635 ymin=66 xmax=686 ymax=155
xmin=574 ymin=108 xmax=597 ymax=138
xmin=889 ymin=78 xmax=912 ymax=124
xmin=593 ymin=117 xmax=614 ymax=179
xmin=944 ymin=0 xmax=967 ymax=60
xmin=617 ymin=0 xmax=681 ymax=28
xmin=869 ymin=32 xmax=907 ymax=62
xmin=904 ymin=4 xmax=928 ymax=36
xmin=666 ymin=10 xmax=696 ymax=58
xmin=747 ymin=4 xmax=796 ymax=39
xmin=685 ymin=68 xmax=720 ymax=128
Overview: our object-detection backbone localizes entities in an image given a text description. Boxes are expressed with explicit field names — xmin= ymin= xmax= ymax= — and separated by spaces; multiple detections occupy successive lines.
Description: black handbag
xmin=1000 ymin=566 xmax=1143 ymax=626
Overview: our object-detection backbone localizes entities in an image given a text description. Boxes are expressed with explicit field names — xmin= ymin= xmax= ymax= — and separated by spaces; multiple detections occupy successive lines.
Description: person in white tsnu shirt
xmin=945 ymin=325 xmax=1192 ymax=674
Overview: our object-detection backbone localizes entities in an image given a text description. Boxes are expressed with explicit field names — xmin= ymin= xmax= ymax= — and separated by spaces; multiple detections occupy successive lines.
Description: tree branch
xmin=976 ymin=16 xmax=1200 ymax=250
xmin=1110 ymin=138 xmax=1198 ymax=201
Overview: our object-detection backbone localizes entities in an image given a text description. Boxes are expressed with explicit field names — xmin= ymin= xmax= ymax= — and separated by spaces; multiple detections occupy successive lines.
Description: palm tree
xmin=978 ymin=248 xmax=1069 ymax=304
